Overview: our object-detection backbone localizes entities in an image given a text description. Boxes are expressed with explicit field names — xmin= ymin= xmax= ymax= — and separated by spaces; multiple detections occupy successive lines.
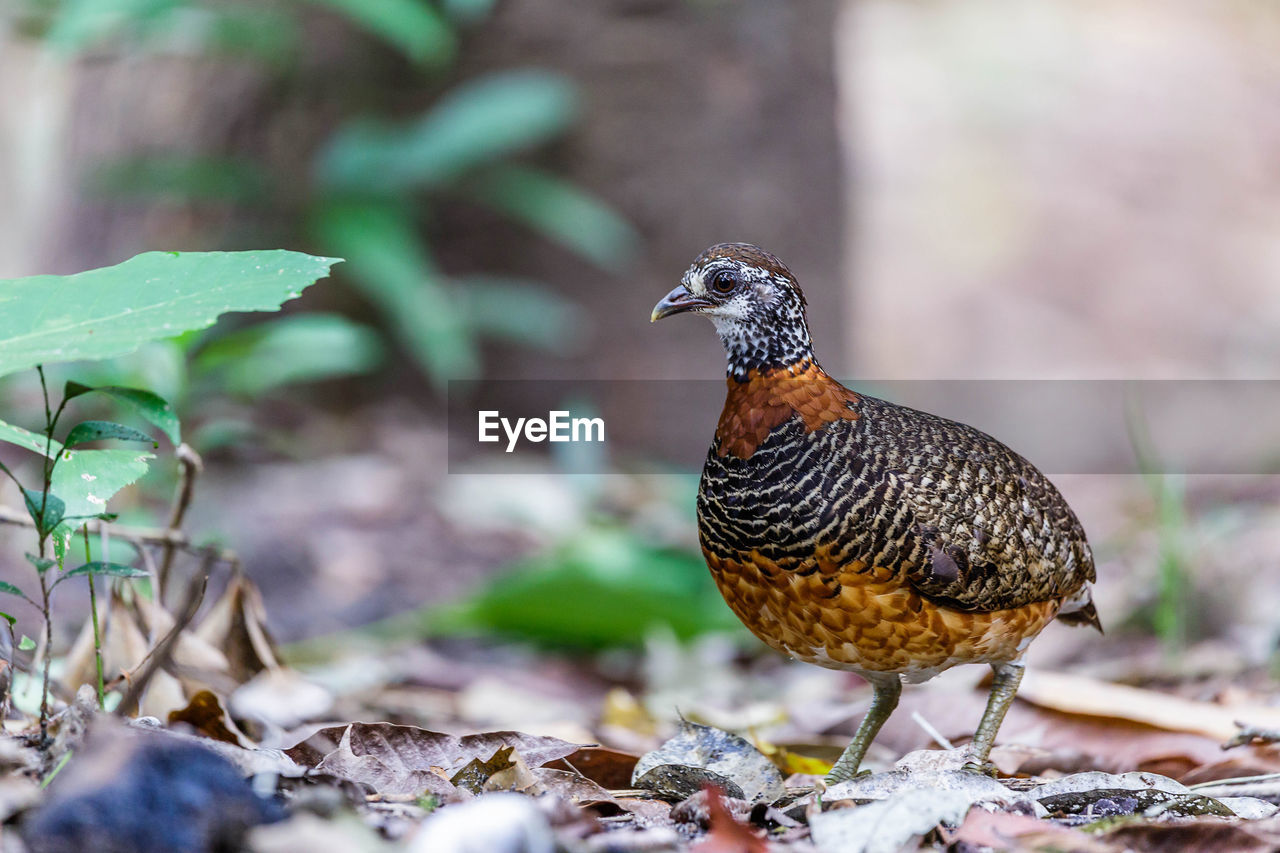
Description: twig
xmin=911 ymin=710 xmax=955 ymax=751
xmin=1189 ymin=772 xmax=1280 ymax=801
xmin=82 ymin=527 xmax=104 ymax=708
xmin=1224 ymin=721 xmax=1280 ymax=749
xmin=115 ymin=550 xmax=213 ymax=717
xmin=0 ymin=506 xmax=236 ymax=564
xmin=157 ymin=444 xmax=202 ymax=606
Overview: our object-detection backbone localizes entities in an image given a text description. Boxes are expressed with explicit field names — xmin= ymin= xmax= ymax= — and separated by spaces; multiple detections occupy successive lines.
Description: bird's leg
xmin=962 ymin=660 xmax=1025 ymax=774
xmin=825 ymin=676 xmax=901 ymax=784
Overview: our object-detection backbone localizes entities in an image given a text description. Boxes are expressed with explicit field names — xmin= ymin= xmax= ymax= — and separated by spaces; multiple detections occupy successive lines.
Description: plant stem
xmin=36 ymin=568 xmax=51 ymax=744
xmin=34 ymin=365 xmax=58 ymax=743
xmin=83 ymin=527 xmax=104 ymax=708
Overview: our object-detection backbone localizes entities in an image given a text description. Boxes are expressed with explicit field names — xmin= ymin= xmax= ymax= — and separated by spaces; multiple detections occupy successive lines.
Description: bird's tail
xmin=1056 ymin=587 xmax=1103 ymax=633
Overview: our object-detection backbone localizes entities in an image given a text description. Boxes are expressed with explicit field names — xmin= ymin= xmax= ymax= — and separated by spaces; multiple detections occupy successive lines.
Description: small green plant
xmin=0 ymin=250 xmax=338 ymax=741
xmin=0 ymin=369 xmax=162 ymax=739
xmin=1125 ymin=391 xmax=1194 ymax=653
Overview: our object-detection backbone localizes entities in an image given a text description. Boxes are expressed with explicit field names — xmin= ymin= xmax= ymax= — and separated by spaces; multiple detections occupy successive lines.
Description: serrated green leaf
xmin=22 ymin=490 xmax=66 ymax=537
xmin=0 ymin=250 xmax=341 ymax=379
xmin=23 ymin=554 xmax=55 ymax=574
xmin=64 ymin=420 xmax=156 ymax=449
xmin=318 ymin=70 xmax=578 ymax=193
xmin=0 ymin=581 xmax=24 ymax=598
xmin=18 ymin=636 xmax=35 ymax=651
xmin=64 ymin=561 xmax=148 ymax=580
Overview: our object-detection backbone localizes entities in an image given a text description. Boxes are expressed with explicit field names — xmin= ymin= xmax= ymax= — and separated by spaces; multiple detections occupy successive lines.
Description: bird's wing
xmin=891 ymin=441 xmax=1096 ymax=614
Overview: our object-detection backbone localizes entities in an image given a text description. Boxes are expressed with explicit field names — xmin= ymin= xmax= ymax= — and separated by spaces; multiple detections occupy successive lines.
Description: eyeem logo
xmin=478 ymin=410 xmax=606 ymax=453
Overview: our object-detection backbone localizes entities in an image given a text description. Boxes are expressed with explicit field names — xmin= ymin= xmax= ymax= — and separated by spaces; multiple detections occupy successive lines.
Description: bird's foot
xmin=960 ymin=758 xmax=999 ymax=777
xmin=823 ymin=767 xmax=874 ymax=785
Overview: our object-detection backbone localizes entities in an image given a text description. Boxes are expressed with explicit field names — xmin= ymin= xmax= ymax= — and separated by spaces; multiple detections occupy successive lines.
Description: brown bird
xmin=651 ymin=243 xmax=1100 ymax=781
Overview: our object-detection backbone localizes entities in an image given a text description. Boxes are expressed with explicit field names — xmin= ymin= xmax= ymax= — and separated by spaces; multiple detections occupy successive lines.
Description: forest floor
xmin=1 ymin=408 xmax=1279 ymax=852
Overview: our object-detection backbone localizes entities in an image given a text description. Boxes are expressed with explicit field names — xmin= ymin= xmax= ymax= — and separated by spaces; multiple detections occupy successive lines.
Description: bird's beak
xmin=651 ymin=285 xmax=711 ymax=322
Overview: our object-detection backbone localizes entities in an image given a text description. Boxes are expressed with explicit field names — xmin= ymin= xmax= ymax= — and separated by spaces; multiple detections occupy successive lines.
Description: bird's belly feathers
xmin=696 ymin=419 xmax=1062 ymax=678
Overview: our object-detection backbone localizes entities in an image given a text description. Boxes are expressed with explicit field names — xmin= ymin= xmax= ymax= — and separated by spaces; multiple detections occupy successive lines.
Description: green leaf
xmin=319 ymin=70 xmax=578 ymax=193
xmin=192 ymin=314 xmax=385 ymax=396
xmin=311 ymin=200 xmax=476 ymax=385
xmin=22 ymin=490 xmax=66 ymax=537
xmin=428 ymin=528 xmax=746 ymax=648
xmin=64 ymin=562 xmax=149 ymax=580
xmin=64 ymin=421 xmax=156 ymax=449
xmin=23 ymin=554 xmax=55 ymax=575
xmin=18 ymin=636 xmax=35 ymax=651
xmin=455 ymin=275 xmax=585 ymax=353
xmin=0 ymin=419 xmax=62 ymax=458
xmin=49 ymin=449 xmax=152 ymax=556
xmin=64 ymin=384 xmax=181 ymax=445
xmin=467 ymin=165 xmax=638 ymax=273
xmin=0 ymin=612 xmax=15 ymax=627
xmin=304 ymin=0 xmax=454 ymax=64
xmin=0 ymin=581 xmax=24 ymax=599
xmin=0 ymin=250 xmax=341 ymax=379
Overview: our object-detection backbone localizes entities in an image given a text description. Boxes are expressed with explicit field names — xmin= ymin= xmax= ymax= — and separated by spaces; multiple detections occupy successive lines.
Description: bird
xmin=651 ymin=243 xmax=1101 ymax=782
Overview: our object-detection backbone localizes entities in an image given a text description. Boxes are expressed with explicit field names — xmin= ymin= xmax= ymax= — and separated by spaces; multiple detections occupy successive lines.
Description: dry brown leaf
xmin=944 ymin=808 xmax=1117 ymax=852
xmin=690 ymin=785 xmax=767 ymax=853
xmin=134 ymin=593 xmax=231 ymax=679
xmin=193 ymin=571 xmax=279 ymax=682
xmin=887 ymin=684 xmax=1263 ymax=781
xmin=546 ymin=747 xmax=640 ymax=790
xmin=285 ymin=723 xmax=585 ymax=798
xmin=1101 ymin=816 xmax=1280 ymax=853
xmin=168 ymin=690 xmax=249 ymax=747
xmin=1018 ymin=670 xmax=1280 ymax=741
xmin=452 ymin=745 xmax=519 ymax=794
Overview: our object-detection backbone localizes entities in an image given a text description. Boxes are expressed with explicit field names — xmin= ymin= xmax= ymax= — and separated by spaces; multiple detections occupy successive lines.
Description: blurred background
xmin=1 ymin=0 xmax=1278 ymax=753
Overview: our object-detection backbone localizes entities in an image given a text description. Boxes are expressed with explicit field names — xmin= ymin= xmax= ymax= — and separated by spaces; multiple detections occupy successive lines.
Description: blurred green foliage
xmin=410 ymin=527 xmax=746 ymax=649
xmin=17 ymin=0 xmax=636 ymax=397
xmin=1126 ymin=394 xmax=1194 ymax=654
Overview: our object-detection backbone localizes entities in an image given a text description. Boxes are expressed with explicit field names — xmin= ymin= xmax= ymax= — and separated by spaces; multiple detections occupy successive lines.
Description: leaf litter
xmin=3 ymin=468 xmax=1280 ymax=851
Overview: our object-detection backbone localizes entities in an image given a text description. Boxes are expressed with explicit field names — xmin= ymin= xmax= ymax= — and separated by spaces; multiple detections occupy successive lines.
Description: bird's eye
xmin=711 ymin=269 xmax=738 ymax=294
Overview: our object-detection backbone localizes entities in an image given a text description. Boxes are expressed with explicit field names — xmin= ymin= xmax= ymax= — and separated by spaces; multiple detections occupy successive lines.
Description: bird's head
xmin=651 ymin=242 xmax=814 ymax=380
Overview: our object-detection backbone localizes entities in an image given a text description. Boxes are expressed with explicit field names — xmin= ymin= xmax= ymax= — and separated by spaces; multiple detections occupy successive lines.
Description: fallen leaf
xmin=285 ymin=723 xmax=584 ymax=798
xmin=546 ymin=747 xmax=639 ymax=789
xmin=168 ymin=690 xmax=248 ymax=747
xmin=690 ymin=785 xmax=767 ymax=853
xmin=943 ymin=809 xmax=1113 ymax=852
xmin=194 ymin=571 xmax=279 ymax=683
xmin=230 ymin=668 xmax=334 ymax=730
xmin=808 ymin=786 xmax=975 ymax=853
xmin=632 ymin=721 xmax=785 ymax=803
xmin=1101 ymin=816 xmax=1280 ymax=853
xmin=1018 ymin=670 xmax=1280 ymax=741
xmin=808 ymin=768 xmax=1044 ymax=817
xmin=407 ymin=792 xmax=555 ymax=853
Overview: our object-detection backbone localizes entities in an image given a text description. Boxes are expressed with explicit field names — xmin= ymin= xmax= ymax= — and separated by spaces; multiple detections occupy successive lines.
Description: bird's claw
xmin=961 ymin=758 xmax=998 ymax=777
